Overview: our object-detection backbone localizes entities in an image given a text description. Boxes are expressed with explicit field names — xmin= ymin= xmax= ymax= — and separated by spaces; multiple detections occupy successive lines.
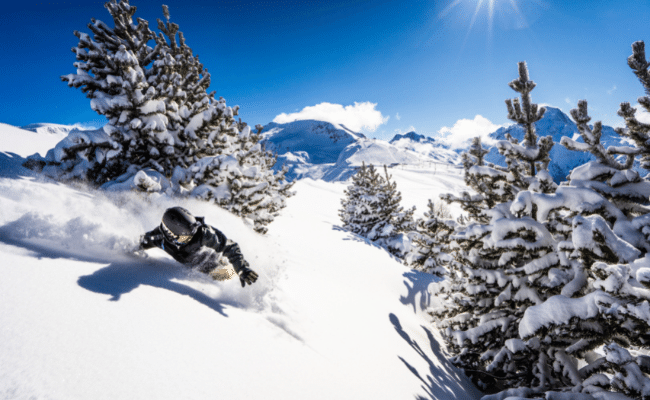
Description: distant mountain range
xmin=13 ymin=106 xmax=641 ymax=183
xmin=261 ymin=106 xmax=641 ymax=183
xmin=21 ymin=123 xmax=88 ymax=136
xmin=261 ymin=120 xmax=461 ymax=181
xmin=483 ymin=106 xmax=639 ymax=182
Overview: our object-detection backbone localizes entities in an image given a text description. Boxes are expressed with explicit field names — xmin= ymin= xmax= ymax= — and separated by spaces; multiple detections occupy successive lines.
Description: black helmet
xmin=160 ymin=207 xmax=201 ymax=245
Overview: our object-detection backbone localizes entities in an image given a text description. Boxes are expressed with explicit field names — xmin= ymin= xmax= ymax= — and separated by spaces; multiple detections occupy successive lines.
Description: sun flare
xmin=438 ymin=0 xmax=539 ymax=46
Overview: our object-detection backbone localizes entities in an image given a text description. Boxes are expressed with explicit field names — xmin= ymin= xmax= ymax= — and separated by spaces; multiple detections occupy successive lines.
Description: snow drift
xmin=0 ymin=123 xmax=481 ymax=400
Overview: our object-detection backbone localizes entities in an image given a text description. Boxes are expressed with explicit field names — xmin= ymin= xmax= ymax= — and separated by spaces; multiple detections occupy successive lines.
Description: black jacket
xmin=140 ymin=218 xmax=248 ymax=274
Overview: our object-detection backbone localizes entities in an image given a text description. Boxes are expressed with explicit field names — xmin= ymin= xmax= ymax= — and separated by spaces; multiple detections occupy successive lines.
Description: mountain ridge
xmin=261 ymin=120 xmax=460 ymax=181
xmin=485 ymin=106 xmax=632 ymax=182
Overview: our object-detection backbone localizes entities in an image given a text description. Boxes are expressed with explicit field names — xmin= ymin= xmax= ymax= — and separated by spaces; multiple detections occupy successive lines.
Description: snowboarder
xmin=139 ymin=207 xmax=259 ymax=287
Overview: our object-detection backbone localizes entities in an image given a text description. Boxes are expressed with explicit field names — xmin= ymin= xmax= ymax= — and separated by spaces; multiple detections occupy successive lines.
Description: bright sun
xmin=438 ymin=0 xmax=535 ymax=43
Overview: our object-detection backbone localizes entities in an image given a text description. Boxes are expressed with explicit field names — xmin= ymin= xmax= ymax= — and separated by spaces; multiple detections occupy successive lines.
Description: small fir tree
xmin=339 ymin=163 xmax=415 ymax=256
xmin=339 ymin=162 xmax=385 ymax=238
xmin=405 ymin=199 xmax=457 ymax=276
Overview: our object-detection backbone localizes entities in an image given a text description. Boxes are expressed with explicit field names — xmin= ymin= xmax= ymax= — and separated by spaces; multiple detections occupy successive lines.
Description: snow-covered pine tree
xmin=182 ymin=124 xmax=294 ymax=234
xmin=497 ymin=61 xmax=555 ymax=193
xmin=339 ymin=162 xmax=386 ymax=238
xmin=59 ymin=0 xmax=175 ymax=183
xmin=441 ymin=137 xmax=521 ymax=224
xmin=405 ymin=199 xmax=457 ymax=276
xmin=26 ymin=1 xmax=294 ymax=233
xmin=339 ymin=163 xmax=414 ymax=255
xmin=429 ymin=62 xmax=568 ymax=393
xmin=152 ymin=5 xmax=242 ymax=166
xmin=499 ymin=43 xmax=650 ymax=398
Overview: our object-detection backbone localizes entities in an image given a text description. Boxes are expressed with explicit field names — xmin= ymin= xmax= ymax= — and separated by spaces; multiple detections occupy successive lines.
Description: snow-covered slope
xmin=335 ymin=139 xmax=426 ymax=167
xmin=0 ymin=124 xmax=480 ymax=399
xmin=389 ymin=131 xmax=462 ymax=165
xmin=21 ymin=122 xmax=85 ymax=136
xmin=0 ymin=123 xmax=72 ymax=158
xmin=263 ymin=119 xmax=365 ymax=164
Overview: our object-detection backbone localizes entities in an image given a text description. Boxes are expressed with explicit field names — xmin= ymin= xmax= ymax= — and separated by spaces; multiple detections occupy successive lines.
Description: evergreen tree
xmin=339 ymin=162 xmax=386 ymax=238
xmin=498 ymin=42 xmax=650 ymax=398
xmin=186 ymin=124 xmax=294 ymax=234
xmin=479 ymin=41 xmax=650 ymax=399
xmin=405 ymin=199 xmax=457 ymax=276
xmin=339 ymin=163 xmax=415 ymax=255
xmin=60 ymin=0 xmax=172 ymax=183
xmin=429 ymin=62 xmax=566 ymax=392
xmin=26 ymin=1 xmax=294 ymax=233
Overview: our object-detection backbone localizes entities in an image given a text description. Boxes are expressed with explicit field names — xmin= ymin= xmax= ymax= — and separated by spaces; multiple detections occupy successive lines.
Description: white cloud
xmin=607 ymin=85 xmax=617 ymax=95
xmin=634 ymin=103 xmax=650 ymax=124
xmin=565 ymin=97 xmax=572 ymax=104
xmin=395 ymin=112 xmax=401 ymax=121
xmin=273 ymin=102 xmax=389 ymax=133
xmin=438 ymin=115 xmax=502 ymax=150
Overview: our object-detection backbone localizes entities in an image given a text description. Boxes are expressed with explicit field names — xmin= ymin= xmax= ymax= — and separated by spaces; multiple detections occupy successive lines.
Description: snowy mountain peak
xmin=262 ymin=119 xmax=364 ymax=165
xmin=486 ymin=105 xmax=634 ymax=182
xmin=540 ymin=105 xmax=572 ymax=121
xmin=262 ymin=120 xmax=462 ymax=181
xmin=389 ymin=131 xmax=431 ymax=144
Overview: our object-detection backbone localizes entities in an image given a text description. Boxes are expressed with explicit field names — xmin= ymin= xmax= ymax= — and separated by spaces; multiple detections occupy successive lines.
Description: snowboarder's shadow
xmin=0 ymin=231 xmax=230 ymax=317
xmin=78 ymin=260 xmax=231 ymax=317
xmin=389 ymin=313 xmax=481 ymax=400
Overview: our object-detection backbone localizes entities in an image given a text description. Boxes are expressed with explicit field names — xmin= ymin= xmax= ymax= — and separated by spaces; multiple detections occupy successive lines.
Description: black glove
xmin=238 ymin=266 xmax=258 ymax=287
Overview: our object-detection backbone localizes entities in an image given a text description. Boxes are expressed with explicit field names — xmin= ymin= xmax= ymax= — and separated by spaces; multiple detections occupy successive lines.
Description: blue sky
xmin=2 ymin=0 xmax=650 ymax=143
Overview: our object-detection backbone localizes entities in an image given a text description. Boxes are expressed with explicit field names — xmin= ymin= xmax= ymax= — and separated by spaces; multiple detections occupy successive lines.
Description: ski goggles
xmin=160 ymin=221 xmax=200 ymax=246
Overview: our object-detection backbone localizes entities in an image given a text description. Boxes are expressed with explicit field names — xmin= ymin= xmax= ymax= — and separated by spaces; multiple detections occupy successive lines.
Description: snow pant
xmin=185 ymin=248 xmax=222 ymax=274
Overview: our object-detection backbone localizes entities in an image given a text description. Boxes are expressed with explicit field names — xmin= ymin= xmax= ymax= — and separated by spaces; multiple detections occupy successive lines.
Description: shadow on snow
xmin=389 ymin=313 xmax=482 ymax=400
xmin=400 ymin=269 xmax=442 ymax=314
xmin=332 ymin=224 xmax=443 ymax=315
xmin=331 ymin=224 xmax=404 ymax=263
xmin=0 ymin=229 xmax=232 ymax=317
xmin=0 ymin=151 xmax=43 ymax=180
xmin=77 ymin=261 xmax=232 ymax=317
